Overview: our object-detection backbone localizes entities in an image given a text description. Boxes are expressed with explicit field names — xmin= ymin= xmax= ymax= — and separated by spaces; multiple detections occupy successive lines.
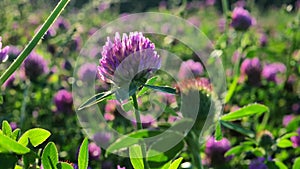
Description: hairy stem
xmin=131 ymin=93 xmax=149 ymax=169
xmin=186 ymin=132 xmax=203 ymax=169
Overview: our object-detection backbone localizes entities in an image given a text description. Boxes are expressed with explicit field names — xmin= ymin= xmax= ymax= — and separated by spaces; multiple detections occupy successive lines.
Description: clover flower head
xmin=205 ymin=136 xmax=231 ymax=166
xmin=240 ymin=57 xmax=262 ymax=86
xmin=88 ymin=142 xmax=101 ymax=160
xmin=175 ymin=78 xmax=214 ymax=131
xmin=291 ymin=128 xmax=300 ymax=148
xmin=178 ymin=59 xmax=204 ymax=80
xmin=78 ymin=63 xmax=98 ymax=82
xmin=54 ymin=17 xmax=70 ymax=30
xmin=175 ymin=77 xmax=212 ymax=94
xmin=262 ymin=62 xmax=286 ymax=84
xmin=54 ymin=89 xmax=73 ymax=113
xmin=282 ymin=115 xmax=295 ymax=127
xmin=249 ymin=157 xmax=268 ymax=169
xmin=23 ymin=52 xmax=48 ymax=81
xmin=8 ymin=46 xmax=21 ymax=59
xmin=258 ymin=130 xmax=274 ymax=148
xmin=98 ymin=32 xmax=160 ymax=86
xmin=62 ymin=60 xmax=72 ymax=70
xmin=70 ymin=35 xmax=82 ymax=51
xmin=260 ymin=33 xmax=268 ymax=47
xmin=93 ymin=132 xmax=112 ymax=147
xmin=231 ymin=7 xmax=255 ymax=31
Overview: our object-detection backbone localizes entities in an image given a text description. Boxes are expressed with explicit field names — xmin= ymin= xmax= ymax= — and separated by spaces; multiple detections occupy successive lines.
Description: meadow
xmin=0 ymin=0 xmax=300 ymax=169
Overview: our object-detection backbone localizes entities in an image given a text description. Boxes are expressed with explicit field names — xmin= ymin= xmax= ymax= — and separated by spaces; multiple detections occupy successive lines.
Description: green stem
xmin=220 ymin=0 xmax=229 ymax=68
xmin=191 ymin=148 xmax=203 ymax=169
xmin=221 ymin=0 xmax=229 ymax=32
xmin=20 ymin=82 xmax=30 ymax=130
xmin=233 ymin=33 xmax=243 ymax=76
xmin=221 ymin=0 xmax=229 ymax=15
xmin=186 ymin=132 xmax=203 ymax=169
xmin=0 ymin=0 xmax=70 ymax=86
xmin=257 ymin=110 xmax=270 ymax=131
xmin=132 ymin=93 xmax=142 ymax=130
xmin=226 ymin=33 xmax=243 ymax=103
xmin=131 ymin=93 xmax=149 ymax=169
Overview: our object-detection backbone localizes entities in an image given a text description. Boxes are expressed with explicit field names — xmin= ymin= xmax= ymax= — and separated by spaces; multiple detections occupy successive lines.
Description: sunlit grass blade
xmin=78 ymin=90 xmax=115 ymax=110
xmin=221 ymin=103 xmax=269 ymax=121
xmin=144 ymin=84 xmax=176 ymax=94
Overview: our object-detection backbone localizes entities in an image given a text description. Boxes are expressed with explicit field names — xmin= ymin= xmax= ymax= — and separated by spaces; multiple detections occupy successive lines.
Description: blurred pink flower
xmin=205 ymin=136 xmax=231 ymax=166
xmin=178 ymin=59 xmax=204 ymax=80
xmin=240 ymin=57 xmax=262 ymax=86
xmin=231 ymin=7 xmax=255 ymax=31
xmin=291 ymin=128 xmax=300 ymax=148
xmin=54 ymin=89 xmax=73 ymax=113
xmin=262 ymin=62 xmax=286 ymax=84
xmin=117 ymin=165 xmax=126 ymax=169
xmin=88 ymin=142 xmax=101 ymax=160
xmin=282 ymin=115 xmax=295 ymax=127
xmin=292 ymin=102 xmax=300 ymax=114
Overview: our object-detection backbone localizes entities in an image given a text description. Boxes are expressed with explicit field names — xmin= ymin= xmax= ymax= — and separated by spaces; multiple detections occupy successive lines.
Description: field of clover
xmin=0 ymin=0 xmax=300 ymax=169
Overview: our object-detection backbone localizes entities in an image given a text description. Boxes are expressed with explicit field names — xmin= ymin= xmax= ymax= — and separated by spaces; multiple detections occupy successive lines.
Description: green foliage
xmin=293 ymin=157 xmax=300 ymax=169
xmin=0 ymin=154 xmax=18 ymax=169
xmin=42 ymin=142 xmax=59 ymax=169
xmin=225 ymin=145 xmax=254 ymax=157
xmin=11 ymin=129 xmax=20 ymax=141
xmin=0 ymin=0 xmax=299 ymax=168
xmin=147 ymin=140 xmax=184 ymax=168
xmin=215 ymin=121 xmax=223 ymax=141
xmin=2 ymin=120 xmax=12 ymax=137
xmin=220 ymin=120 xmax=255 ymax=138
xmin=274 ymin=160 xmax=288 ymax=169
xmin=0 ymin=133 xmax=30 ymax=154
xmin=138 ymin=76 xmax=158 ymax=96
xmin=78 ymin=90 xmax=115 ymax=110
xmin=0 ymin=94 xmax=3 ymax=104
xmin=18 ymin=128 xmax=51 ymax=147
xmin=276 ymin=139 xmax=293 ymax=148
xmin=221 ymin=103 xmax=269 ymax=121
xmin=168 ymin=157 xmax=183 ymax=169
xmin=129 ymin=145 xmax=144 ymax=169
xmin=225 ymin=76 xmax=239 ymax=103
xmin=0 ymin=121 xmax=53 ymax=168
xmin=106 ymin=130 xmax=163 ymax=155
xmin=57 ymin=162 xmax=74 ymax=169
xmin=144 ymin=84 xmax=177 ymax=94
xmin=78 ymin=138 xmax=89 ymax=169
xmin=23 ymin=150 xmax=39 ymax=169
